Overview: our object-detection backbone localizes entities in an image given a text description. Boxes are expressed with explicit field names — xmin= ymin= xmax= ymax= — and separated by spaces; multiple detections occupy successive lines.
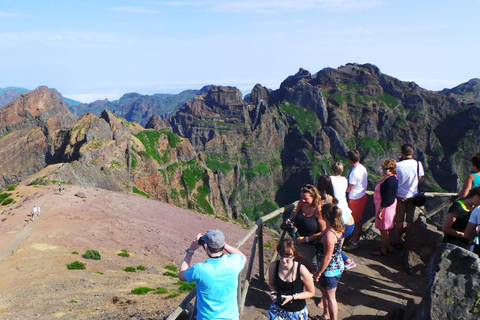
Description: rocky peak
xmin=204 ymin=86 xmax=243 ymax=108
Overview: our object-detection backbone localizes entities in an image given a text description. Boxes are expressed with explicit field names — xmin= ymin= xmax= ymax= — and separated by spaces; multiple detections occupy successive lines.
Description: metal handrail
xmin=166 ymin=191 xmax=458 ymax=319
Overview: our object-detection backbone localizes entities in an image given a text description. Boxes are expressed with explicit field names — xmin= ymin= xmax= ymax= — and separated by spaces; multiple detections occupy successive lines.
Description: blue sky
xmin=1 ymin=0 xmax=479 ymax=103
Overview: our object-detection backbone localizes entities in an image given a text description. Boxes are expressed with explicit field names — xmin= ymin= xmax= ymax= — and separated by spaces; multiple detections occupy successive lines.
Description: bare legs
xmin=320 ymin=286 xmax=338 ymax=320
xmin=380 ymin=230 xmax=393 ymax=254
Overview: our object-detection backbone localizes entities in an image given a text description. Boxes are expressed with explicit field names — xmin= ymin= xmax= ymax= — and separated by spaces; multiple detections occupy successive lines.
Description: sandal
xmin=371 ymin=249 xmax=387 ymax=256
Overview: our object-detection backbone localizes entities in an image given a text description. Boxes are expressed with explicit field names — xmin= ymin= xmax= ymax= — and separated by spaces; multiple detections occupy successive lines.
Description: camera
xmin=275 ymin=292 xmax=285 ymax=305
xmin=281 ymin=220 xmax=295 ymax=231
xmin=198 ymin=237 xmax=205 ymax=246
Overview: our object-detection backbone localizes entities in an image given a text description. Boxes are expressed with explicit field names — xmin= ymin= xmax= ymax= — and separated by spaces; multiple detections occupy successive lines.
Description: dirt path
xmin=0 ymin=185 xmax=426 ymax=320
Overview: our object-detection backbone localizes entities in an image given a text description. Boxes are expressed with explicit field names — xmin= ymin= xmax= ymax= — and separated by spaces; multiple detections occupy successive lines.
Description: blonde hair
xmin=331 ymin=162 xmax=344 ymax=175
xmin=300 ymin=184 xmax=322 ymax=207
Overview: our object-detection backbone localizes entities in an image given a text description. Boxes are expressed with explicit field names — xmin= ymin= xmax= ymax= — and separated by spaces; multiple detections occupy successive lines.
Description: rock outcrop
xmin=0 ymin=86 xmax=77 ymax=186
xmin=414 ymin=244 xmax=480 ymax=320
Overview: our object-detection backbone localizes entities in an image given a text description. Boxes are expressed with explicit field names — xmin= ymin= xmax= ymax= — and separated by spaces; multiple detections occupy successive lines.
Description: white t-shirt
xmin=469 ymin=207 xmax=480 ymax=225
xmin=330 ymin=175 xmax=352 ymax=223
xmin=396 ymin=159 xmax=424 ymax=198
xmin=348 ymin=164 xmax=368 ymax=200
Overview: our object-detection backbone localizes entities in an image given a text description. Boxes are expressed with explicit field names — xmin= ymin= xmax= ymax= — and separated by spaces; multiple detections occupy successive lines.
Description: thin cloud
xmin=110 ymin=6 xmax=159 ymax=14
xmin=159 ymin=0 xmax=384 ymax=13
xmin=0 ymin=11 xmax=29 ymax=18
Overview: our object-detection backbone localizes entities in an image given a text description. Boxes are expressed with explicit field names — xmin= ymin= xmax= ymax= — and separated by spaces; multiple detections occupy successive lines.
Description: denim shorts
xmin=319 ymin=274 xmax=341 ymax=289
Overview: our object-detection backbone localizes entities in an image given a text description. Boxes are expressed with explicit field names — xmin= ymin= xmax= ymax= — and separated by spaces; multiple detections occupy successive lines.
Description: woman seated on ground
xmin=285 ymin=184 xmax=326 ymax=272
xmin=458 ymin=154 xmax=480 ymax=198
xmin=319 ymin=173 xmax=356 ymax=270
xmin=371 ymin=159 xmax=398 ymax=256
xmin=267 ymin=238 xmax=315 ymax=320
xmin=464 ymin=206 xmax=480 ymax=256
xmin=313 ymin=203 xmax=345 ymax=320
xmin=443 ymin=186 xmax=480 ymax=249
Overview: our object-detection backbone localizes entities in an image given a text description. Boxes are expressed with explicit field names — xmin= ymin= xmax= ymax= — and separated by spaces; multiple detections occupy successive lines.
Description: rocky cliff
xmin=0 ymin=86 xmax=77 ymax=186
xmin=1 ymin=64 xmax=480 ymax=226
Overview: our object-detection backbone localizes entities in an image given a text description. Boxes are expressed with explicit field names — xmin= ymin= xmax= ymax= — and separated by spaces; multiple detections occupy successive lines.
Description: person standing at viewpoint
xmin=344 ymin=150 xmax=368 ymax=250
xmin=394 ymin=144 xmax=424 ymax=247
xmin=179 ymin=229 xmax=246 ymax=320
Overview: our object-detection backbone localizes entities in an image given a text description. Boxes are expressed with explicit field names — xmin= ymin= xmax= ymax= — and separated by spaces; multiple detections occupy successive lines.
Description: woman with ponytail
xmin=313 ymin=203 xmax=345 ymax=320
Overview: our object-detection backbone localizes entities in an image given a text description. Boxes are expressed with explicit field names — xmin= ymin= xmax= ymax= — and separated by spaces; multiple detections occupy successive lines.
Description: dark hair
xmin=465 ymin=186 xmax=480 ymax=199
xmin=300 ymin=184 xmax=322 ymax=207
xmin=276 ymin=238 xmax=297 ymax=258
xmin=208 ymin=246 xmax=224 ymax=253
xmin=347 ymin=150 xmax=360 ymax=163
xmin=401 ymin=144 xmax=414 ymax=156
xmin=321 ymin=203 xmax=345 ymax=233
xmin=472 ymin=155 xmax=480 ymax=170
xmin=317 ymin=175 xmax=335 ymax=199
xmin=381 ymin=159 xmax=397 ymax=175
xmin=331 ymin=162 xmax=344 ymax=175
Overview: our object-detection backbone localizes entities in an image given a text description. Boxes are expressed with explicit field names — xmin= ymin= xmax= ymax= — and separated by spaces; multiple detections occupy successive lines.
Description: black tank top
xmin=292 ymin=203 xmax=319 ymax=237
xmin=274 ymin=261 xmax=306 ymax=312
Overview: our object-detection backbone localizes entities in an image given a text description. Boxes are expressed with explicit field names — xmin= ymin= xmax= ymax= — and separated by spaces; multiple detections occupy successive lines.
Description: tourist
xmin=344 ymin=150 xmax=368 ymax=250
xmin=458 ymin=154 xmax=480 ymax=198
xmin=179 ymin=229 xmax=246 ymax=320
xmin=267 ymin=238 xmax=315 ymax=320
xmin=319 ymin=173 xmax=356 ymax=269
xmin=394 ymin=144 xmax=424 ymax=248
xmin=371 ymin=159 xmax=398 ymax=256
xmin=442 ymin=187 xmax=480 ymax=249
xmin=313 ymin=203 xmax=345 ymax=320
xmin=285 ymin=184 xmax=325 ymax=272
xmin=464 ymin=206 xmax=480 ymax=255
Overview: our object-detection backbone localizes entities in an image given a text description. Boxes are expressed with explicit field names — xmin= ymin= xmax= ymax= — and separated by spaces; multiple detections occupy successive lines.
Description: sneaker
xmin=343 ymin=242 xmax=360 ymax=251
xmin=344 ymin=261 xmax=356 ymax=270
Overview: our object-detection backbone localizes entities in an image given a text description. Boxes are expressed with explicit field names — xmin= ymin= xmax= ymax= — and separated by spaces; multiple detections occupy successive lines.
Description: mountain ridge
xmin=0 ymin=63 xmax=479 ymax=228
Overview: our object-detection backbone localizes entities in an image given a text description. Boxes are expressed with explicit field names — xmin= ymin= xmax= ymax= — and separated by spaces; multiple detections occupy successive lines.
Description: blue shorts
xmin=319 ymin=274 xmax=341 ymax=289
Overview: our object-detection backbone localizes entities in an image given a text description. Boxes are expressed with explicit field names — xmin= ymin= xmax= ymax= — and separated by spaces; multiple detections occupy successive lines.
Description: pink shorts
xmin=349 ymin=194 xmax=367 ymax=223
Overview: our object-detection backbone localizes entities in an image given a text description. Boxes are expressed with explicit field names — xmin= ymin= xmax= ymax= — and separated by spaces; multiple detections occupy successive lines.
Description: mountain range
xmin=1 ymin=63 xmax=479 ymax=227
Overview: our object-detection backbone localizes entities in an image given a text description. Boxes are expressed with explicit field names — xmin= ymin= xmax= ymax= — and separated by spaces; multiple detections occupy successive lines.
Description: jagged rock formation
xmin=0 ymin=86 xmax=77 ymax=185
xmin=1 ymin=63 xmax=480 ymax=225
xmin=70 ymin=86 xmax=213 ymax=126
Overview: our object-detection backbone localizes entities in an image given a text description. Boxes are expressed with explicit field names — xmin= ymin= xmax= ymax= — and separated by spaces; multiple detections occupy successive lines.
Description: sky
xmin=1 ymin=0 xmax=479 ymax=103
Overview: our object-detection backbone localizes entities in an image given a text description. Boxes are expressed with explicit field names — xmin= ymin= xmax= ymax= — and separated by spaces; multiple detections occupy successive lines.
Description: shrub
xmin=97 ymin=271 xmax=104 ymax=275
xmin=165 ymin=264 xmax=178 ymax=272
xmin=83 ymin=250 xmax=101 ymax=260
xmin=2 ymin=198 xmax=15 ymax=206
xmin=118 ymin=249 xmax=130 ymax=257
xmin=163 ymin=271 xmax=178 ymax=277
xmin=6 ymin=185 xmax=16 ymax=191
xmin=72 ymin=251 xmax=79 ymax=254
xmin=0 ymin=193 xmax=12 ymax=203
xmin=166 ymin=292 xmax=180 ymax=299
xmin=124 ymin=267 xmax=136 ymax=272
xmin=69 ymin=300 xmax=78 ymax=303
xmin=137 ymin=265 xmax=146 ymax=271
xmin=154 ymin=287 xmax=168 ymax=294
xmin=131 ymin=287 xmax=154 ymax=295
xmin=177 ymin=281 xmax=196 ymax=292
xmin=67 ymin=261 xmax=86 ymax=270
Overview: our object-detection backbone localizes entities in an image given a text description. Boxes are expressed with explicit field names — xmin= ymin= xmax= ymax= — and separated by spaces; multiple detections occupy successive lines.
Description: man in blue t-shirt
xmin=179 ymin=229 xmax=246 ymax=320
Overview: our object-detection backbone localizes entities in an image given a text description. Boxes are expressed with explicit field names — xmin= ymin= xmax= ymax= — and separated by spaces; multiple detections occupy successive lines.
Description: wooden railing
xmin=166 ymin=191 xmax=459 ymax=319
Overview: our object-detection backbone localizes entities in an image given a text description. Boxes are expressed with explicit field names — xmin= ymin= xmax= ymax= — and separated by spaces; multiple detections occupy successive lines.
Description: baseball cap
xmin=201 ymin=229 xmax=225 ymax=249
